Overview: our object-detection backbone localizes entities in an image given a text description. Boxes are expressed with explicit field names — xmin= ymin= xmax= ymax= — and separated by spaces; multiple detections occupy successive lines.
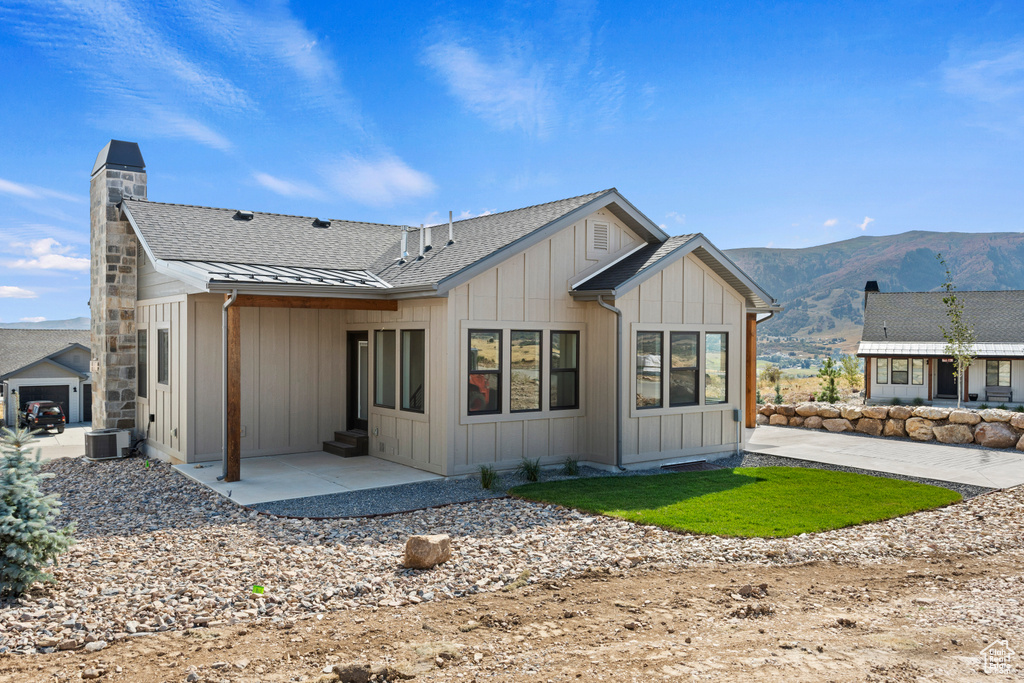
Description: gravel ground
xmin=1 ymin=455 xmax=1021 ymax=655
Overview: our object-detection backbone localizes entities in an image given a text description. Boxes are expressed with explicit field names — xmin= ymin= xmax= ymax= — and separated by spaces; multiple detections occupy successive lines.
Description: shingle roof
xmin=0 ymin=329 xmax=90 ymax=378
xmin=862 ymin=290 xmax=1024 ymax=343
xmin=573 ymin=234 xmax=698 ymax=291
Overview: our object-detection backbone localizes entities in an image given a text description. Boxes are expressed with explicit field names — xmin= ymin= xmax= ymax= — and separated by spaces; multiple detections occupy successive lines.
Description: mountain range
xmin=0 ymin=316 xmax=90 ymax=330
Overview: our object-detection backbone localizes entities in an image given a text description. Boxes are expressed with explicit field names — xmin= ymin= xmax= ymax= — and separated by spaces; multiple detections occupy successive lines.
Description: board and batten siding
xmin=136 ymin=295 xmax=189 ymax=462
xmin=447 ymin=208 xmax=644 ymax=475
xmin=617 ymin=252 xmax=746 ymax=465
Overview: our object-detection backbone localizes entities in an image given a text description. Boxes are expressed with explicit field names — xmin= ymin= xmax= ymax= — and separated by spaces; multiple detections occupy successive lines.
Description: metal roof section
xmin=862 ymin=290 xmax=1024 ymax=343
xmin=183 ymin=261 xmax=390 ymax=289
xmin=857 ymin=341 xmax=1024 ymax=358
xmin=92 ymin=140 xmax=145 ymax=175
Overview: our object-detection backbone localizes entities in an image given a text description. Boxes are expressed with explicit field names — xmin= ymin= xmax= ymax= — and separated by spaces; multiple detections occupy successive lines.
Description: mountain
xmin=725 ymin=230 xmax=1024 ymax=355
xmin=0 ymin=317 xmax=90 ymax=330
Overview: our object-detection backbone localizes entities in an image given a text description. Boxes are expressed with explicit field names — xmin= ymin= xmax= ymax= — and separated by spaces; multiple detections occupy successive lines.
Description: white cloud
xmin=8 ymin=238 xmax=90 ymax=271
xmin=20 ymin=316 xmax=46 ymax=322
xmin=0 ymin=286 xmax=37 ymax=298
xmin=858 ymin=217 xmax=875 ymax=231
xmin=254 ymin=172 xmax=324 ymax=200
xmin=823 ymin=218 xmax=838 ymax=227
xmin=666 ymin=211 xmax=686 ymax=225
xmin=0 ymin=177 xmax=81 ymax=203
xmin=944 ymin=43 xmax=1024 ymax=103
xmin=324 ymin=156 xmax=436 ymax=207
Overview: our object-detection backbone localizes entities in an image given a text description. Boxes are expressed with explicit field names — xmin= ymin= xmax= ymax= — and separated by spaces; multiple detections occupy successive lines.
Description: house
xmin=0 ymin=329 xmax=92 ymax=425
xmin=857 ymin=281 xmax=1024 ymax=404
xmin=88 ymin=140 xmax=780 ymax=482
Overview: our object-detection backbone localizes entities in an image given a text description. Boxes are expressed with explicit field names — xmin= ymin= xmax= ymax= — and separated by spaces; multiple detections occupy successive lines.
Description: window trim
xmin=635 ymin=330 xmax=664 ymax=410
xmin=510 ymin=330 xmax=543 ymax=414
xmin=400 ymin=329 xmax=425 ymax=414
xmin=549 ymin=330 xmax=580 ymax=411
xmin=668 ymin=331 xmax=700 ymax=407
xmin=911 ymin=358 xmax=924 ymax=385
xmin=875 ymin=357 xmax=889 ymax=384
xmin=704 ymin=331 xmax=729 ymax=405
xmin=891 ymin=358 xmax=909 ymax=385
xmin=986 ymin=359 xmax=1011 ymax=388
xmin=468 ymin=329 xmax=502 ymax=416
xmin=156 ymin=327 xmax=169 ymax=386
xmin=373 ymin=329 xmax=396 ymax=409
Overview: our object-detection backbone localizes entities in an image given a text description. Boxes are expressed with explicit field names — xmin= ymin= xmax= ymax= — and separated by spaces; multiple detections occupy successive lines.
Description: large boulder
xmin=979 ymin=409 xmax=1012 ymax=423
xmin=840 ymin=406 xmax=863 ymax=421
xmin=948 ymin=410 xmax=981 ymax=425
xmin=905 ymin=417 xmax=935 ymax=441
xmin=855 ymin=418 xmax=884 ymax=436
xmin=933 ymin=424 xmax=974 ymax=444
xmin=769 ymin=414 xmax=789 ymax=426
xmin=795 ymin=402 xmax=819 ymax=417
xmin=913 ymin=406 xmax=950 ymax=420
xmin=790 ymin=416 xmax=805 ymax=427
xmin=758 ymin=405 xmax=776 ymax=417
xmin=973 ymin=422 xmax=1019 ymax=449
xmin=1018 ymin=434 xmax=1024 ymax=452
xmin=822 ymin=418 xmax=853 ymax=433
xmin=861 ymin=405 xmax=890 ymax=420
xmin=1012 ymin=413 xmax=1024 ymax=430
xmin=403 ymin=534 xmax=452 ymax=569
xmin=803 ymin=415 xmax=823 ymax=429
xmin=889 ymin=405 xmax=913 ymax=420
xmin=756 ymin=413 xmax=769 ymax=426
xmin=884 ymin=419 xmax=907 ymax=437
xmin=817 ymin=405 xmax=842 ymax=419
xmin=776 ymin=405 xmax=797 ymax=417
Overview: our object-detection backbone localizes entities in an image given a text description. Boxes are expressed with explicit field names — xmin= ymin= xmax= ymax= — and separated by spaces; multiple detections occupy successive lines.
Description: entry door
xmin=936 ymin=360 xmax=957 ymax=398
xmin=347 ymin=332 xmax=369 ymax=432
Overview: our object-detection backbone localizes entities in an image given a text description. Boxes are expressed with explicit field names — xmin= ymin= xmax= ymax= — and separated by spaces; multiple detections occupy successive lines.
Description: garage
xmin=17 ymin=384 xmax=71 ymax=421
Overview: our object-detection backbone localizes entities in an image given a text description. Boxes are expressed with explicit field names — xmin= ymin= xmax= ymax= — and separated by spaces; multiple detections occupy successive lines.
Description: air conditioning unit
xmin=85 ymin=429 xmax=131 ymax=461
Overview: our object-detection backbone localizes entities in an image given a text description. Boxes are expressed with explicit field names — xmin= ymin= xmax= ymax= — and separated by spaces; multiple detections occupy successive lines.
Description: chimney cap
xmin=92 ymin=140 xmax=145 ymax=176
xmin=864 ymin=280 xmax=880 ymax=293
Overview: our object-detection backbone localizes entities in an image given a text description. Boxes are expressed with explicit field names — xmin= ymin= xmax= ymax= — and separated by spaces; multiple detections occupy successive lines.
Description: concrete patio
xmin=174 ymin=451 xmax=442 ymax=506
xmin=748 ymin=425 xmax=1024 ymax=489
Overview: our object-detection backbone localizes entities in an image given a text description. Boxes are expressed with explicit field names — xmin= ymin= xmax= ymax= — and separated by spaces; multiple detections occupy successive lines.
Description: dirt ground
xmin=3 ymin=552 xmax=1021 ymax=683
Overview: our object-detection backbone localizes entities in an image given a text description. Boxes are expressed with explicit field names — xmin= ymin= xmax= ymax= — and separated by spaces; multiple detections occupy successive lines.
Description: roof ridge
xmin=439 ymin=188 xmax=615 ymax=227
xmin=874 ymin=289 xmax=1024 ymax=295
xmin=122 ymin=198 xmax=405 ymax=229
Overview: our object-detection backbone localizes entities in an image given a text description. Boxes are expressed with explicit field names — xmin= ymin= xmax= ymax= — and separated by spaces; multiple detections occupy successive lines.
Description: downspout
xmin=597 ymin=295 xmax=623 ymax=469
xmin=218 ymin=289 xmax=238 ymax=481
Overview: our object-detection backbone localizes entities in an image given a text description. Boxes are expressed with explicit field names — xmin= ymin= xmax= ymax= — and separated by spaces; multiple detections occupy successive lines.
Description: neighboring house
xmin=89 ymin=140 xmax=780 ymax=481
xmin=857 ymin=281 xmax=1024 ymax=404
xmin=0 ymin=329 xmax=92 ymax=425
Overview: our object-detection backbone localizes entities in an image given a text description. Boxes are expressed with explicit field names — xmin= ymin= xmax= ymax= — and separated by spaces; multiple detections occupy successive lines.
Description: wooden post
xmin=745 ymin=313 xmax=757 ymax=428
xmin=962 ymin=364 xmax=970 ymax=404
xmin=927 ymin=358 xmax=933 ymax=400
xmin=225 ymin=302 xmax=241 ymax=483
xmin=865 ymin=357 xmax=872 ymax=400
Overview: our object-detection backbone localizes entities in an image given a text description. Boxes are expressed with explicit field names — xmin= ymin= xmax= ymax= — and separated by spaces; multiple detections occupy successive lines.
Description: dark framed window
xmin=374 ymin=330 xmax=396 ymax=408
xmin=401 ymin=329 xmax=425 ymax=413
xmin=550 ymin=331 xmax=579 ymax=410
xmin=875 ymin=357 xmax=888 ymax=384
xmin=986 ymin=360 xmax=1011 ymax=387
xmin=511 ymin=331 xmax=542 ymax=412
xmin=137 ymin=329 xmax=148 ymax=399
xmin=669 ymin=332 xmax=699 ymax=406
xmin=912 ymin=358 xmax=924 ymax=385
xmin=891 ymin=358 xmax=909 ymax=385
xmin=636 ymin=332 xmax=662 ymax=409
xmin=157 ymin=328 xmax=169 ymax=385
xmin=468 ymin=330 xmax=501 ymax=414
xmin=705 ymin=332 xmax=728 ymax=404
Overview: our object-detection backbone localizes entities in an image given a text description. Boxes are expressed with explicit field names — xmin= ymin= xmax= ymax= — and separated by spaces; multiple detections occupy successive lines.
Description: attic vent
xmin=312 ymin=218 xmax=331 ymax=228
xmin=234 ymin=210 xmax=254 ymax=221
xmin=588 ymin=221 xmax=610 ymax=258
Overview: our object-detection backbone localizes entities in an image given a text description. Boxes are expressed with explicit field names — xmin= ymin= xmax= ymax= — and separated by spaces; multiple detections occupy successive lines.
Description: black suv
xmin=19 ymin=401 xmax=66 ymax=434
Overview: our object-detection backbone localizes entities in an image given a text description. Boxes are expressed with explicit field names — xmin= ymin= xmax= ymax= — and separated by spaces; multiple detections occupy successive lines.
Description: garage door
xmin=17 ymin=385 xmax=70 ymax=421
xmin=82 ymin=384 xmax=92 ymax=423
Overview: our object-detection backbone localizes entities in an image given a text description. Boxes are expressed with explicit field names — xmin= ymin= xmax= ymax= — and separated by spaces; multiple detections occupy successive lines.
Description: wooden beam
xmin=745 ymin=312 xmax=757 ymax=428
xmin=927 ymin=358 xmax=933 ymax=401
xmin=225 ymin=302 xmax=241 ymax=483
xmin=231 ymin=294 xmax=398 ymax=311
xmin=962 ymin=363 xmax=970 ymax=403
xmin=865 ymin=357 xmax=872 ymax=400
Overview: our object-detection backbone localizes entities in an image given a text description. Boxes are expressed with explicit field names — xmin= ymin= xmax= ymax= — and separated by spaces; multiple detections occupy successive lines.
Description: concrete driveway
xmin=10 ymin=422 xmax=91 ymax=461
xmin=748 ymin=425 xmax=1024 ymax=489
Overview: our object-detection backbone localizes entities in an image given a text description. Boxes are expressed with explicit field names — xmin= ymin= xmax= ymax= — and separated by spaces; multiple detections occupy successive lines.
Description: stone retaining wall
xmin=757 ymin=403 xmax=1024 ymax=452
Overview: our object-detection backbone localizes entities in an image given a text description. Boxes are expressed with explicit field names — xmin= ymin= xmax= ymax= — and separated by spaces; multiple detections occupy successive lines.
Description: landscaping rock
xmin=913 ymin=406 xmax=950 ymax=420
xmin=769 ymin=414 xmax=788 ymax=426
xmin=884 ymin=419 xmax=907 ymax=438
xmin=795 ymin=403 xmax=819 ymax=417
xmin=840 ymin=406 xmax=863 ymax=421
xmin=973 ymin=422 xmax=1018 ymax=449
xmin=1017 ymin=434 xmax=1024 ymax=452
xmin=979 ymin=409 xmax=1012 ymax=423
xmin=861 ymin=405 xmax=889 ymax=420
xmin=776 ymin=405 xmax=797 ymax=417
xmin=755 ymin=414 xmax=769 ymax=426
xmin=889 ymin=405 xmax=913 ymax=420
xmin=905 ymin=417 xmax=935 ymax=441
xmin=758 ymin=405 xmax=776 ymax=416
xmin=403 ymin=534 xmax=452 ymax=569
xmin=817 ymin=405 xmax=841 ymax=419
xmin=803 ymin=416 xmax=823 ymax=430
xmin=933 ymin=424 xmax=974 ymax=445
xmin=333 ymin=663 xmax=372 ymax=683
xmin=948 ymin=410 xmax=982 ymax=425
xmin=855 ymin=418 xmax=883 ymax=436
xmin=790 ymin=416 xmax=805 ymax=427
xmin=1011 ymin=413 xmax=1024 ymax=430
xmin=822 ymin=418 xmax=853 ymax=433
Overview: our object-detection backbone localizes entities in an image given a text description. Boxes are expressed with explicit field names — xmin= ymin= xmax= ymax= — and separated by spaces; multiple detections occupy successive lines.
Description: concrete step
xmin=323 ymin=440 xmax=361 ymax=457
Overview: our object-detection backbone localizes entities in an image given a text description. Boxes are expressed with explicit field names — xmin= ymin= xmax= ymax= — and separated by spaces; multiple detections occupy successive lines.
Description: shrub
xmin=773 ymin=383 xmax=783 ymax=404
xmin=0 ymin=428 xmax=75 ymax=597
xmin=912 ymin=397 xmax=925 ymax=406
xmin=479 ymin=465 xmax=499 ymax=490
xmin=760 ymin=365 xmax=782 ymax=385
xmin=561 ymin=457 xmax=580 ymax=476
xmin=979 ymin=403 xmax=990 ymax=410
xmin=1015 ymin=405 xmax=1024 ymax=413
xmin=890 ymin=397 xmax=901 ymax=406
xmin=997 ymin=403 xmax=1008 ymax=411
xmin=816 ymin=358 xmax=841 ymax=404
xmin=756 ymin=387 xmax=762 ymax=405
xmin=517 ymin=457 xmax=542 ymax=483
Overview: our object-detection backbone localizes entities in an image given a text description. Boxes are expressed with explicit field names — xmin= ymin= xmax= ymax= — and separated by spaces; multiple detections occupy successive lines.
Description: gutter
xmin=218 ymin=288 xmax=238 ymax=481
xmin=596 ymin=295 xmax=624 ymax=469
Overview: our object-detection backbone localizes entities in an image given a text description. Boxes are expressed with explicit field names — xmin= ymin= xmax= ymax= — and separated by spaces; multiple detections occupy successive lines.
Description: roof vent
xmin=234 ymin=210 xmax=254 ymax=221
xmin=312 ymin=218 xmax=331 ymax=228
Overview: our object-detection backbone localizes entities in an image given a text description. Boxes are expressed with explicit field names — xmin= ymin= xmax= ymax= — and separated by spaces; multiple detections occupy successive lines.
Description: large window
xmin=986 ymin=360 xmax=1011 ymax=387
xmin=157 ymin=328 xmax=169 ymax=385
xmin=875 ymin=358 xmax=888 ymax=384
xmin=468 ymin=330 xmax=501 ymax=414
xmin=704 ymin=333 xmax=728 ymax=404
xmin=511 ymin=331 xmax=541 ymax=412
xmin=636 ymin=332 xmax=662 ymax=409
xmin=550 ymin=331 xmax=579 ymax=410
xmin=138 ymin=330 xmax=148 ymax=398
xmin=401 ymin=330 xmax=425 ymax=412
xmin=669 ymin=332 xmax=699 ymax=406
xmin=374 ymin=330 xmax=396 ymax=408
xmin=891 ymin=358 xmax=909 ymax=385
xmin=912 ymin=358 xmax=924 ymax=385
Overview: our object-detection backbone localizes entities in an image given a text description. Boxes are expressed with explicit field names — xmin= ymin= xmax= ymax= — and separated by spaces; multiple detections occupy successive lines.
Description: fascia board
xmin=690 ymin=237 xmax=778 ymax=308
xmin=121 ymin=205 xmax=211 ymax=292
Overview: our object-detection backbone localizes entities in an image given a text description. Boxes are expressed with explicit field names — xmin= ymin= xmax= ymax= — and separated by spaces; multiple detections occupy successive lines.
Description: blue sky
xmin=1 ymin=0 xmax=1023 ymax=323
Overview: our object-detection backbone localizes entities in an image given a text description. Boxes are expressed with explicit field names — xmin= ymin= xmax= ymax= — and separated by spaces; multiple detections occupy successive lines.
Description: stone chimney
xmin=90 ymin=140 xmax=146 ymax=430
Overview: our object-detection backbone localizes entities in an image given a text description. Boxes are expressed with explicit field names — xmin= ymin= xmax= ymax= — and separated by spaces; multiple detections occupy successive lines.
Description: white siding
xmin=137 ymin=295 xmax=189 ymax=462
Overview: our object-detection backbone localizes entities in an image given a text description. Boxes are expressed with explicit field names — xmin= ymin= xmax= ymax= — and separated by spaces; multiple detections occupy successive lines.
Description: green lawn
xmin=509 ymin=467 xmax=961 ymax=538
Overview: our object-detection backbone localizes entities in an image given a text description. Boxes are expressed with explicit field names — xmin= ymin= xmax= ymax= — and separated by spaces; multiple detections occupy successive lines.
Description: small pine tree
xmin=0 ymin=427 xmax=75 ymax=597
xmin=773 ymin=383 xmax=783 ymax=404
xmin=817 ymin=357 xmax=841 ymax=403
